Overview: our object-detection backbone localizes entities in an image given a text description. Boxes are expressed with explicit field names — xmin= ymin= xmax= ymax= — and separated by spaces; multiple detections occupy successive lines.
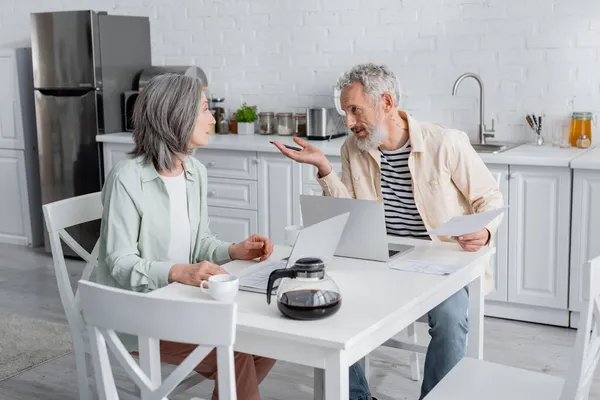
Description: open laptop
xmin=237 ymin=212 xmax=350 ymax=294
xmin=300 ymin=195 xmax=415 ymax=262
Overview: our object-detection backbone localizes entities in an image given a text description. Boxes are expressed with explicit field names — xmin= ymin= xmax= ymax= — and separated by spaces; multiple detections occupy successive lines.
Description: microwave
xmin=121 ymin=91 xmax=139 ymax=132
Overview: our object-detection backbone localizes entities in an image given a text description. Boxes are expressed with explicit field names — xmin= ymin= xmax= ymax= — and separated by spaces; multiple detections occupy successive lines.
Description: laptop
xmin=300 ymin=195 xmax=415 ymax=262
xmin=237 ymin=212 xmax=350 ymax=294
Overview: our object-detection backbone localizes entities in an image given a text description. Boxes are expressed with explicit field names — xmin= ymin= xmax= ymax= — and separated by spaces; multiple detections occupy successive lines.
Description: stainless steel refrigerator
xmin=30 ymin=10 xmax=151 ymax=254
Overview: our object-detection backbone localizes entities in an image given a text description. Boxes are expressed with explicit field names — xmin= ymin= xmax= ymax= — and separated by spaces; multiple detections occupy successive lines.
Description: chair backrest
xmin=560 ymin=256 xmax=600 ymax=400
xmin=42 ymin=192 xmax=103 ymax=334
xmin=78 ymin=281 xmax=237 ymax=400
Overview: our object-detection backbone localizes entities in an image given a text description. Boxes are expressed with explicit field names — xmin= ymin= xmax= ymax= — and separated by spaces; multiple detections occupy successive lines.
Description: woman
xmin=96 ymin=73 xmax=276 ymax=400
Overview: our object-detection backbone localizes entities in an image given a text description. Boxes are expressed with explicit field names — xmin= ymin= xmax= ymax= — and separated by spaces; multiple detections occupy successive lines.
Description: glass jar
xmin=294 ymin=113 xmax=307 ymax=137
xmin=576 ymin=135 xmax=591 ymax=149
xmin=570 ymin=112 xmax=593 ymax=147
xmin=229 ymin=115 xmax=237 ymax=134
xmin=276 ymin=113 xmax=294 ymax=136
xmin=259 ymin=112 xmax=275 ymax=135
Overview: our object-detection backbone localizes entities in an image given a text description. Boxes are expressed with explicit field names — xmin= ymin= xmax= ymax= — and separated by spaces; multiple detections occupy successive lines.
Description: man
xmin=274 ymin=63 xmax=503 ymax=399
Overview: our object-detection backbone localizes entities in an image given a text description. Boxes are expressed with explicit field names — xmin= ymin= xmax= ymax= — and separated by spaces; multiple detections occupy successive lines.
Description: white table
xmin=148 ymin=237 xmax=491 ymax=399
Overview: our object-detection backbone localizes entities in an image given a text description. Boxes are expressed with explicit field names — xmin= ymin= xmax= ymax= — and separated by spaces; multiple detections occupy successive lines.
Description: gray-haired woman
xmin=96 ymin=74 xmax=276 ymax=400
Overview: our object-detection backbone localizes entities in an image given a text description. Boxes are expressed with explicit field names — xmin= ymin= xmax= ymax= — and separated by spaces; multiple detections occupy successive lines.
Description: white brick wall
xmin=1 ymin=0 xmax=600 ymax=141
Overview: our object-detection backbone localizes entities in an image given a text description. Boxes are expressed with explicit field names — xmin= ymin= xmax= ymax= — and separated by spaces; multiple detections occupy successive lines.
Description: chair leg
xmin=407 ymin=323 xmax=421 ymax=381
xmin=358 ymin=355 xmax=371 ymax=383
xmin=313 ymin=368 xmax=324 ymax=400
xmin=73 ymin=339 xmax=94 ymax=400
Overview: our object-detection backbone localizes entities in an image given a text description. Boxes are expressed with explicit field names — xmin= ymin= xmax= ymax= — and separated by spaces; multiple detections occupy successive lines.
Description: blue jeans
xmin=348 ymin=288 xmax=469 ymax=400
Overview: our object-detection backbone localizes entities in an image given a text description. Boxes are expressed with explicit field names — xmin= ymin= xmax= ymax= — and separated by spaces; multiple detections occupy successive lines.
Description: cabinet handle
xmin=509 ymin=173 xmax=518 ymax=179
xmin=208 ymin=190 xmax=217 ymax=197
xmin=253 ymin=158 xmax=262 ymax=164
xmin=207 ymin=161 xmax=216 ymax=167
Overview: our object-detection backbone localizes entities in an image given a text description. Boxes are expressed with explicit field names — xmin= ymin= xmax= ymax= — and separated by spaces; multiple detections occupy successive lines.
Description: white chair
xmin=360 ymin=317 xmax=427 ymax=382
xmin=42 ymin=193 xmax=204 ymax=399
xmin=79 ymin=280 xmax=237 ymax=400
xmin=423 ymin=256 xmax=600 ymax=400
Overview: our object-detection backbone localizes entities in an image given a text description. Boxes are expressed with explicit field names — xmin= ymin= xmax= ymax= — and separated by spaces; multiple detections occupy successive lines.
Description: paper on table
xmin=427 ymin=206 xmax=508 ymax=237
xmin=390 ymin=260 xmax=462 ymax=276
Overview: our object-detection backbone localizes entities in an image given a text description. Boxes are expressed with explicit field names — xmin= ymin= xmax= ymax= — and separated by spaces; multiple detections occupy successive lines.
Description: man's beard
xmin=354 ymin=123 xmax=387 ymax=152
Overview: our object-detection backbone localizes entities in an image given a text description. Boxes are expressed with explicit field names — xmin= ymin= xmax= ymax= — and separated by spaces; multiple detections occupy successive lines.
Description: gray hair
xmin=336 ymin=63 xmax=402 ymax=107
xmin=129 ymin=73 xmax=202 ymax=172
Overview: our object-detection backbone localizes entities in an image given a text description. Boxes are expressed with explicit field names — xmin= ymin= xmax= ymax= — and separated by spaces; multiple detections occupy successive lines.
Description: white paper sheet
xmin=427 ymin=206 xmax=508 ymax=237
xmin=390 ymin=260 xmax=462 ymax=276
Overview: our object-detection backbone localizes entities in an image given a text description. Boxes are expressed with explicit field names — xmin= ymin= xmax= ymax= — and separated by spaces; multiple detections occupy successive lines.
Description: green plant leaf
xmin=234 ymin=103 xmax=258 ymax=123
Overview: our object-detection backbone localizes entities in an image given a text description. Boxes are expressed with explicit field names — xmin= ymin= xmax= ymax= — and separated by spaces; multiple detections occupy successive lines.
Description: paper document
xmin=233 ymin=259 xmax=287 ymax=290
xmin=427 ymin=206 xmax=508 ymax=237
xmin=390 ymin=260 xmax=462 ymax=276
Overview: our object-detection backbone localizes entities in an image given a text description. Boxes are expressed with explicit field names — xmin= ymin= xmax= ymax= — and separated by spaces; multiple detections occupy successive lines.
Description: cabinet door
xmin=194 ymin=148 xmax=258 ymax=180
xmin=485 ymin=164 xmax=509 ymax=302
xmin=0 ymin=51 xmax=21 ymax=149
xmin=0 ymin=149 xmax=31 ymax=245
xmin=257 ymin=153 xmax=301 ymax=244
xmin=103 ymin=144 xmax=131 ymax=181
xmin=570 ymin=170 xmax=600 ymax=312
xmin=508 ymin=166 xmax=571 ymax=309
xmin=207 ymin=207 xmax=258 ymax=244
xmin=206 ymin=178 xmax=258 ymax=211
xmin=302 ymin=184 xmax=325 ymax=197
xmin=301 ymin=157 xmax=342 ymax=185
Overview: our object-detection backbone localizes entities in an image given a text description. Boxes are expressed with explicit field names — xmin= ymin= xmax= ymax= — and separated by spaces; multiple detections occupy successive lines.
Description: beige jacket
xmin=318 ymin=111 xmax=503 ymax=293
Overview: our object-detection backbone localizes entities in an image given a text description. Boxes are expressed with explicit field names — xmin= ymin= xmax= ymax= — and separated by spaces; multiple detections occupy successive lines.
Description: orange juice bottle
xmin=570 ymin=112 xmax=593 ymax=147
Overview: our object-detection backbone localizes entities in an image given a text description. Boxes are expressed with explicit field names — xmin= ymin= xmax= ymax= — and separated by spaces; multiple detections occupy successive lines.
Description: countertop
xmin=570 ymin=145 xmax=600 ymax=170
xmin=96 ymin=132 xmax=347 ymax=157
xmin=478 ymin=142 xmax=589 ymax=167
xmin=97 ymin=132 xmax=590 ymax=167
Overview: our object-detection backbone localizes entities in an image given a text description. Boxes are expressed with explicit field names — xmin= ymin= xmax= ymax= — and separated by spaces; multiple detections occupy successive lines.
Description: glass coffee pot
xmin=266 ymin=257 xmax=342 ymax=320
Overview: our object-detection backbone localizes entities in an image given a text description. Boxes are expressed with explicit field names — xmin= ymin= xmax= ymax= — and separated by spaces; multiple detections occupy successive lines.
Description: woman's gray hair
xmin=336 ymin=63 xmax=402 ymax=107
xmin=129 ymin=73 xmax=202 ymax=172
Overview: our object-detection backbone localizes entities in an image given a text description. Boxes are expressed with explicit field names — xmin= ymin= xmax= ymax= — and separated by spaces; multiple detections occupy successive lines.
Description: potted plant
xmin=234 ymin=103 xmax=257 ymax=135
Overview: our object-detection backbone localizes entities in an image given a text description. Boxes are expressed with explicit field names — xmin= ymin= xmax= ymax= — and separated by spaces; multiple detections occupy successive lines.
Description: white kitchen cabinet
xmin=102 ymin=143 xmax=130 ymax=180
xmin=206 ymin=177 xmax=258 ymax=211
xmin=301 ymin=158 xmax=342 ymax=185
xmin=485 ymin=164 xmax=509 ymax=302
xmin=569 ymin=169 xmax=600 ymax=312
xmin=0 ymin=149 xmax=32 ymax=245
xmin=302 ymin=184 xmax=325 ymax=197
xmin=257 ymin=153 xmax=301 ymax=244
xmin=508 ymin=165 xmax=571 ymax=309
xmin=194 ymin=148 xmax=258 ymax=180
xmin=207 ymin=206 xmax=258 ymax=244
xmin=0 ymin=51 xmax=22 ymax=149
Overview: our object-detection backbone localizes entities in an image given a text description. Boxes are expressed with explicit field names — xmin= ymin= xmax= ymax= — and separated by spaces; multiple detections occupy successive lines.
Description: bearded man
xmin=274 ymin=63 xmax=503 ymax=400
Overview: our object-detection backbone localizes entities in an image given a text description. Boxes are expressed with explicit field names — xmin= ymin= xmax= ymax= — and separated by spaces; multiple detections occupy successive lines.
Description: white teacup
xmin=285 ymin=225 xmax=303 ymax=246
xmin=201 ymin=274 xmax=239 ymax=302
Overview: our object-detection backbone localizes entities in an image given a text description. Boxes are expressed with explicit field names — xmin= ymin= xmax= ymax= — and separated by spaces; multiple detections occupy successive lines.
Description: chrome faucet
xmin=452 ymin=73 xmax=495 ymax=145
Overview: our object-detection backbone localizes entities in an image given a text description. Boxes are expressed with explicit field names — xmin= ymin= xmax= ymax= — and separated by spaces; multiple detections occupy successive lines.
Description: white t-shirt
xmin=159 ymin=172 xmax=191 ymax=264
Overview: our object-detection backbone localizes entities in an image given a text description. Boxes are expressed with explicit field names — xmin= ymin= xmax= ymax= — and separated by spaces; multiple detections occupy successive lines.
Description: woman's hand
xmin=229 ymin=234 xmax=274 ymax=261
xmin=168 ymin=261 xmax=227 ymax=286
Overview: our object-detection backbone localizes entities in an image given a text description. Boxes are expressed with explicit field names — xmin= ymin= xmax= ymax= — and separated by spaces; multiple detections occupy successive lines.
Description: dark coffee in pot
xmin=277 ymin=289 xmax=341 ymax=320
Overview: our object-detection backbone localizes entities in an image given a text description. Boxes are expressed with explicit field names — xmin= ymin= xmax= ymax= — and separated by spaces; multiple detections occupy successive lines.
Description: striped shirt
xmin=380 ymin=141 xmax=429 ymax=239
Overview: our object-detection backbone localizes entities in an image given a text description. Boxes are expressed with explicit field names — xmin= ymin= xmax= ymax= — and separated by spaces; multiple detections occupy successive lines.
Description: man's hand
xmin=453 ymin=228 xmax=490 ymax=252
xmin=229 ymin=234 xmax=274 ymax=261
xmin=272 ymin=137 xmax=332 ymax=177
xmin=168 ymin=261 xmax=227 ymax=286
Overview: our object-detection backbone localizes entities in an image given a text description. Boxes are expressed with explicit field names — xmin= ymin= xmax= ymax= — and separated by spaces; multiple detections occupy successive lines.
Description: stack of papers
xmin=390 ymin=260 xmax=462 ymax=276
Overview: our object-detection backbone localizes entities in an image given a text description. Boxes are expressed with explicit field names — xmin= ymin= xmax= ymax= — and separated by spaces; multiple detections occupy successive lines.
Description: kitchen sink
xmin=471 ymin=142 xmax=522 ymax=154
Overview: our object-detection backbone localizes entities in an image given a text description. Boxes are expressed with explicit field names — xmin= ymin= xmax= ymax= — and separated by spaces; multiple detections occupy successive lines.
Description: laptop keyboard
xmin=238 ymin=258 xmax=288 ymax=290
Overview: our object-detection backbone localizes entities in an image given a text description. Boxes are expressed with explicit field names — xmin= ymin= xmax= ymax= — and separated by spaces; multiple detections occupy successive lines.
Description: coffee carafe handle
xmin=266 ymin=269 xmax=296 ymax=304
